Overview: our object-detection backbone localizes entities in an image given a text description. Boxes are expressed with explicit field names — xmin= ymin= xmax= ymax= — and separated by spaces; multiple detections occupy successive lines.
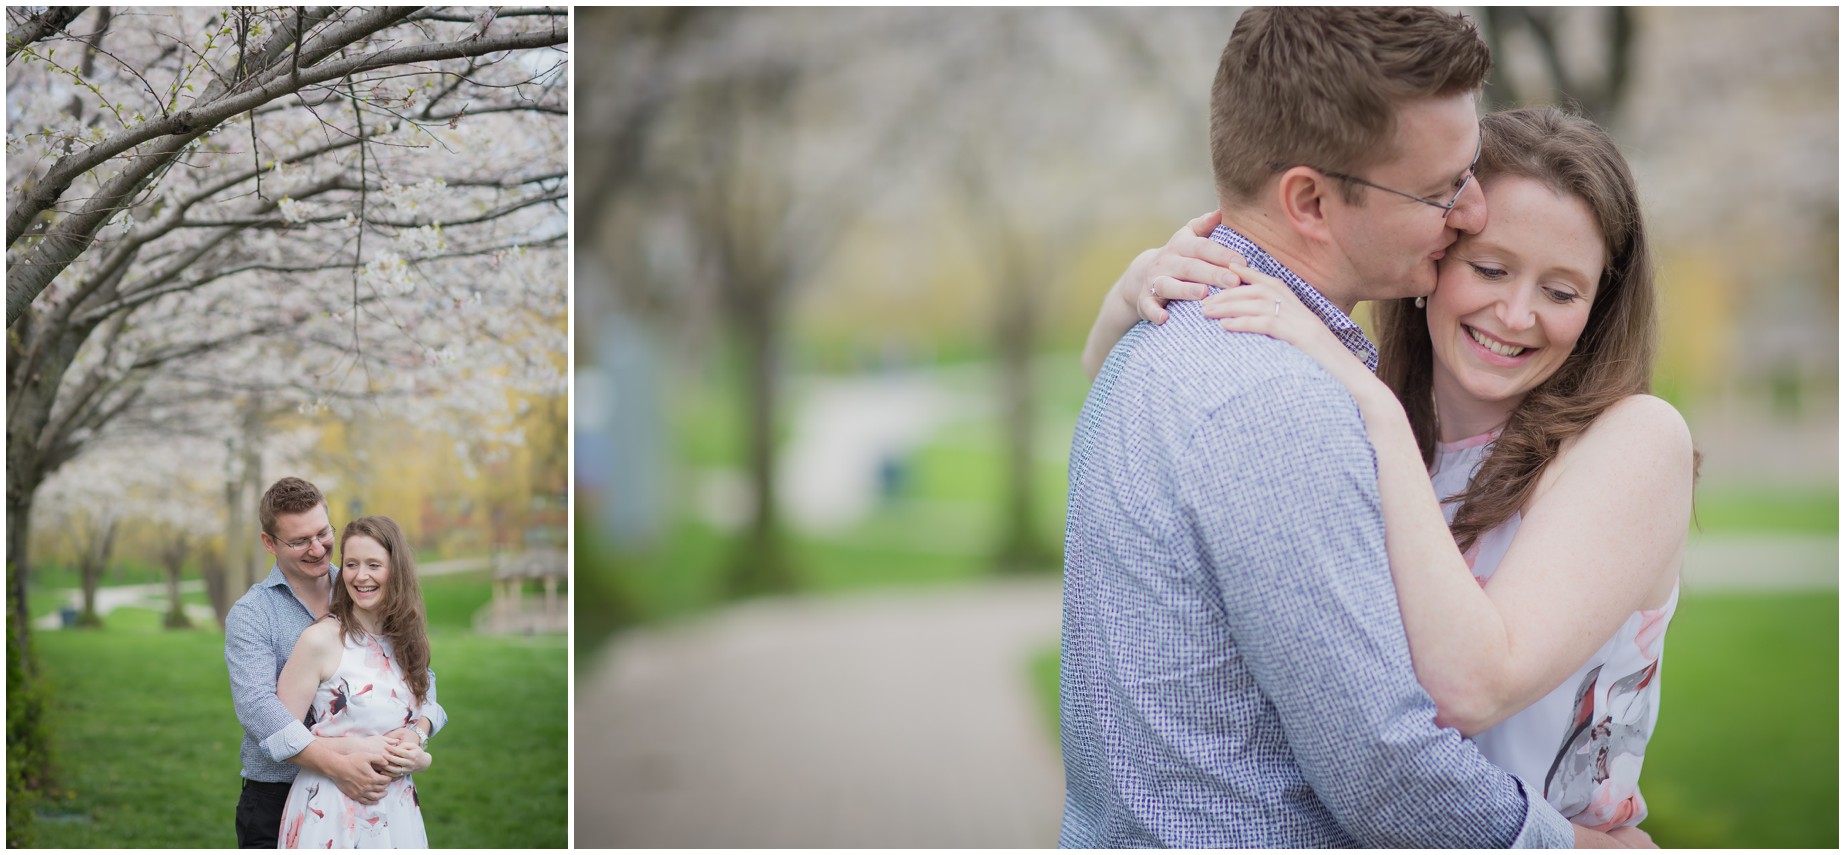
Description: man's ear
xmin=260 ymin=531 xmax=278 ymax=558
xmin=1274 ymin=166 xmax=1337 ymax=245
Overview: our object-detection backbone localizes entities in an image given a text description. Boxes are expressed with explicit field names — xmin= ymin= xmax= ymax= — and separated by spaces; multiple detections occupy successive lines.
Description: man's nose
xmin=1447 ymin=177 xmax=1487 ymax=235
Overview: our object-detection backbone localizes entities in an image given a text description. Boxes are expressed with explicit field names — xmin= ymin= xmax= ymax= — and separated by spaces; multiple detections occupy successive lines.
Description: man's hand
xmin=374 ymin=726 xmax=432 ymax=778
xmin=376 ymin=738 xmax=433 ymax=778
xmin=326 ymin=750 xmax=394 ymax=804
xmin=321 ymin=733 xmax=400 ymax=757
xmin=1575 ymin=823 xmax=1658 ymax=848
xmin=1608 ymin=826 xmax=1657 ymax=848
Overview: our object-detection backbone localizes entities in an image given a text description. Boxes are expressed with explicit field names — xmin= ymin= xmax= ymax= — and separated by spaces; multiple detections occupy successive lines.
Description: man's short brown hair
xmin=1209 ymin=7 xmax=1491 ymax=206
xmin=259 ymin=476 xmax=325 ymax=536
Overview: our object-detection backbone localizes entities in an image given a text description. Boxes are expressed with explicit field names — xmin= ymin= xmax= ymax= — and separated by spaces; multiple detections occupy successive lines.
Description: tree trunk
xmin=722 ymin=284 xmax=795 ymax=597
xmin=76 ymin=518 xmax=116 ymax=627
xmin=162 ymin=534 xmax=192 ymax=629
xmin=235 ymin=393 xmax=266 ymax=590
xmin=222 ymin=436 xmax=248 ymax=606
xmin=6 ymin=306 xmax=100 ymax=645
xmin=202 ymin=544 xmax=230 ymax=627
xmin=994 ymin=255 xmax=1050 ymax=573
xmin=6 ymin=491 xmax=35 ymax=672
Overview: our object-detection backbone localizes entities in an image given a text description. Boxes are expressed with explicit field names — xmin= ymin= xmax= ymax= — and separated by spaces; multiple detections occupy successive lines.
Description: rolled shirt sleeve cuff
xmin=1508 ymin=774 xmax=1576 ymax=848
xmin=421 ymin=701 xmax=448 ymax=737
xmin=263 ymin=719 xmax=316 ymax=764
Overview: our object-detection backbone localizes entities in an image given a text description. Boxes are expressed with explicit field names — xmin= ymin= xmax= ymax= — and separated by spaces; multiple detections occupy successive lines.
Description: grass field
xmin=1028 ymin=591 xmax=1839 ymax=849
xmin=26 ymin=571 xmax=564 ymax=849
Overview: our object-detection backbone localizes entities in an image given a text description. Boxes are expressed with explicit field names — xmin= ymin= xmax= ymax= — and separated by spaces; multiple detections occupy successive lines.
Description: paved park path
xmin=576 ymin=533 xmax=1833 ymax=847
xmin=576 ymin=578 xmax=1067 ymax=848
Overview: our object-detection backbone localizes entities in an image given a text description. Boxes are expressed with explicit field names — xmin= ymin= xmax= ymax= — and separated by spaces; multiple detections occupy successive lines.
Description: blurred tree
xmin=34 ymin=443 xmax=134 ymax=627
xmin=157 ymin=529 xmax=194 ymax=629
xmin=939 ymin=9 xmax=1225 ymax=572
xmin=579 ymin=9 xmax=936 ymax=596
xmin=138 ymin=434 xmax=225 ymax=628
xmin=579 ymin=8 xmax=1232 ymax=595
xmin=6 ymin=7 xmax=567 ymax=646
xmin=1479 ymin=7 xmax=1635 ymax=125
xmin=201 ymin=543 xmax=231 ymax=626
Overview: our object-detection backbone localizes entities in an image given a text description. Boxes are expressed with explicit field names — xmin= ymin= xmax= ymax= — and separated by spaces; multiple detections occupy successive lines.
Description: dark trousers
xmin=235 ymin=778 xmax=292 ymax=848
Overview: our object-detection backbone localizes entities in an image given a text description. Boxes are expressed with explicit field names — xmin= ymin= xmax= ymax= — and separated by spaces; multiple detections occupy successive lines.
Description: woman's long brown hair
xmin=1375 ymin=105 xmax=1678 ymax=552
xmin=331 ymin=516 xmax=431 ymax=704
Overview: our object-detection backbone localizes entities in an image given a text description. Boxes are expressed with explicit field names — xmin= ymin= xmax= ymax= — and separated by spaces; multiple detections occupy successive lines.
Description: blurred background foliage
xmin=573 ymin=7 xmax=1835 ymax=848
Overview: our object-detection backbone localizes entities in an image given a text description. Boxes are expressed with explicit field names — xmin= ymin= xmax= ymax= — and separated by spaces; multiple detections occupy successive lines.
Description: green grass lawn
xmin=28 ymin=598 xmax=564 ymax=848
xmin=1692 ymin=485 xmax=1837 ymax=535
xmin=1029 ymin=591 xmax=1838 ymax=849
xmin=1639 ymin=592 xmax=1838 ymax=848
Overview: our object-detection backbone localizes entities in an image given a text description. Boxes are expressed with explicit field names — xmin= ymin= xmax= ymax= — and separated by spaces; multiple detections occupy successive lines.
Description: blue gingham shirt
xmin=1209 ymin=225 xmax=1380 ymax=373
xmin=225 ymin=564 xmax=449 ymax=782
xmin=1057 ymin=227 xmax=1574 ymax=847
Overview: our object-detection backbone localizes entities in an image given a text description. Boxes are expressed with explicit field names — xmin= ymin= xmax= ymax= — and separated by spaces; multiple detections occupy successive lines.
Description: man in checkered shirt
xmin=1060 ymin=9 xmax=1627 ymax=847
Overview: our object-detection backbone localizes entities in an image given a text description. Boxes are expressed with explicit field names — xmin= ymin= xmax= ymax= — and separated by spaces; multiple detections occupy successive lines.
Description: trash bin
xmin=58 ymin=606 xmax=78 ymax=628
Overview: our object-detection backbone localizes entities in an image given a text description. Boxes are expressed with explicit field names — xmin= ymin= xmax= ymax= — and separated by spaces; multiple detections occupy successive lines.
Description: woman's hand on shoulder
xmin=1121 ymin=210 xmax=1247 ymax=325
xmin=1202 ymin=268 xmax=1380 ymax=398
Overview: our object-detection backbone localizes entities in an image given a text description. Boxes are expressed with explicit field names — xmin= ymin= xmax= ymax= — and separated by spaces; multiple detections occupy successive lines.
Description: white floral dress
xmin=279 ymin=627 xmax=429 ymax=848
xmin=1432 ymin=432 xmax=1677 ymax=831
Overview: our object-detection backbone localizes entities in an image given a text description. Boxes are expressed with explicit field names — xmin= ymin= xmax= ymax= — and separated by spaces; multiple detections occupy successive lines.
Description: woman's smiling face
xmin=341 ymin=534 xmax=391 ymax=614
xmin=1427 ymin=174 xmax=1606 ymax=428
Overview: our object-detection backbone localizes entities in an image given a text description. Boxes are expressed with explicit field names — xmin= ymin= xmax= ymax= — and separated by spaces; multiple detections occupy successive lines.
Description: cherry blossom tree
xmin=31 ymin=447 xmax=128 ymax=627
xmin=578 ymin=8 xmax=1224 ymax=592
xmin=30 ymin=434 xmax=237 ymax=628
xmin=581 ymin=8 xmax=942 ymax=595
xmin=6 ymin=7 xmax=568 ymax=645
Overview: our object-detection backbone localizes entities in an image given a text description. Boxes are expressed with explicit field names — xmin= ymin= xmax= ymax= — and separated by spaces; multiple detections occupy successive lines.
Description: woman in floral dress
xmin=276 ymin=516 xmax=436 ymax=848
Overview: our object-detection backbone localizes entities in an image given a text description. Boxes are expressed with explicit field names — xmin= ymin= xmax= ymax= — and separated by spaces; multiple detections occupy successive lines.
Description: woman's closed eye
xmin=1543 ymin=286 xmax=1582 ymax=304
xmin=1468 ymin=262 xmax=1507 ymax=281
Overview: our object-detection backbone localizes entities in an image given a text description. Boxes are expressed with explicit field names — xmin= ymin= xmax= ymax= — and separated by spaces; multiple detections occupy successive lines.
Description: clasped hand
xmin=371 ymin=727 xmax=432 ymax=779
xmin=1121 ymin=209 xmax=1374 ymax=391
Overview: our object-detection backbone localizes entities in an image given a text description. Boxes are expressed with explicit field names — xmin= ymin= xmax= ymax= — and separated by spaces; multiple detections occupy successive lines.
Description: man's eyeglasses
xmin=1276 ymin=137 xmax=1482 ymax=218
xmin=270 ymin=526 xmax=335 ymax=553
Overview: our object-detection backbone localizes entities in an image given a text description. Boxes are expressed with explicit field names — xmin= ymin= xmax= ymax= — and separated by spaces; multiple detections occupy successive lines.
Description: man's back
xmin=1059 ymin=288 xmax=1562 ymax=847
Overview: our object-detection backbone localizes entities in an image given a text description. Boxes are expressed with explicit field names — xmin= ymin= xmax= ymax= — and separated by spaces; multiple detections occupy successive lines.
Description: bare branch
xmin=409 ymin=8 xmax=569 ymax=24
xmin=6 ymin=6 xmax=88 ymax=65
xmin=174 ymin=184 xmax=568 ymax=229
xmin=76 ymin=232 xmax=563 ymax=326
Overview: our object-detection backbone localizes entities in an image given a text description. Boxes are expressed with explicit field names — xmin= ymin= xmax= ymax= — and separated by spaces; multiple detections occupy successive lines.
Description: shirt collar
xmin=261 ymin=563 xmax=338 ymax=613
xmin=1209 ymin=225 xmax=1381 ymax=372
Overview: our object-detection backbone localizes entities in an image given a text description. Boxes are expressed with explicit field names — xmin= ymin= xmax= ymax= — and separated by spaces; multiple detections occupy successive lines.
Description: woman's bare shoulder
xmin=1577 ymin=394 xmax=1693 ymax=458
xmin=1541 ymin=394 xmax=1695 ymax=500
xmin=295 ymin=615 xmax=344 ymax=652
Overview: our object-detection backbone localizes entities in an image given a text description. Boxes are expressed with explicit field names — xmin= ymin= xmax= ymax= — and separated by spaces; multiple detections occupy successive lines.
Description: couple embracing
xmin=1062 ymin=7 xmax=1692 ymax=848
xmin=225 ymin=477 xmax=443 ymax=848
